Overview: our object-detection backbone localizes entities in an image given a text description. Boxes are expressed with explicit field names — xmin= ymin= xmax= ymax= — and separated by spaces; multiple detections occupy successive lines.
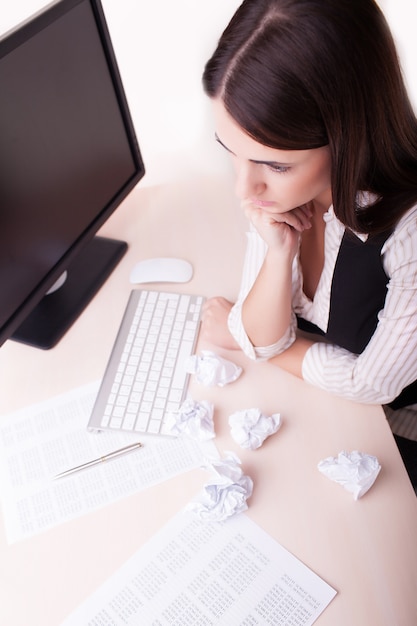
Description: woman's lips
xmin=250 ymin=198 xmax=276 ymax=209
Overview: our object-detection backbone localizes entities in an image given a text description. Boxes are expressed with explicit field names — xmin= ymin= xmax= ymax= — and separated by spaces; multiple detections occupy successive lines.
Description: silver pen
xmin=53 ymin=441 xmax=143 ymax=480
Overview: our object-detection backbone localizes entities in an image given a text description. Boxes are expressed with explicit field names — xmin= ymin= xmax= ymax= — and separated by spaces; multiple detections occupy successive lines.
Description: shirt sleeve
xmin=227 ymin=226 xmax=297 ymax=360
xmin=302 ymin=210 xmax=417 ymax=404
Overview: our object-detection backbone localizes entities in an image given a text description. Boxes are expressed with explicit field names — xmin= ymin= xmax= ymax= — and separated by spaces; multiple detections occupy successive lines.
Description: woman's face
xmin=212 ymin=99 xmax=332 ymax=213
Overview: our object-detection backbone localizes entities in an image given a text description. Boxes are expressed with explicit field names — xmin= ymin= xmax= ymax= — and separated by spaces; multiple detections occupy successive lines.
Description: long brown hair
xmin=203 ymin=0 xmax=417 ymax=234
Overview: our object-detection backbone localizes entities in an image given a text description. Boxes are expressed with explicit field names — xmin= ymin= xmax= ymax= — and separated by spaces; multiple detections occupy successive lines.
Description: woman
xmin=201 ymin=0 xmax=417 ymax=487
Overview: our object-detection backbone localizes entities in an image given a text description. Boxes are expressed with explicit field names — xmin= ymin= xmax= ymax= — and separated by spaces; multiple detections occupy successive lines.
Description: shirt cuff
xmin=228 ymin=304 xmax=296 ymax=361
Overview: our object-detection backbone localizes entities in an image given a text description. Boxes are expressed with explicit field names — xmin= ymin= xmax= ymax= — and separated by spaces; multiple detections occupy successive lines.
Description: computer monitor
xmin=0 ymin=0 xmax=145 ymax=349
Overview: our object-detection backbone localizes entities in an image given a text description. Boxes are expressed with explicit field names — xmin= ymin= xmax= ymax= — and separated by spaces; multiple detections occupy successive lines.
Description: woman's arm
xmin=201 ymin=202 xmax=312 ymax=357
xmin=268 ymin=335 xmax=315 ymax=378
xmin=241 ymin=245 xmax=293 ymax=347
xmin=240 ymin=201 xmax=311 ymax=347
xmin=201 ymin=219 xmax=301 ymax=357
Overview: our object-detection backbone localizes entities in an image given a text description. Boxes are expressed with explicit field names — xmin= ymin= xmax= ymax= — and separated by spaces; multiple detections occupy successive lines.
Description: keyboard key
xmin=134 ymin=414 xmax=150 ymax=431
xmin=148 ymin=419 xmax=162 ymax=434
xmin=122 ymin=413 xmax=137 ymax=430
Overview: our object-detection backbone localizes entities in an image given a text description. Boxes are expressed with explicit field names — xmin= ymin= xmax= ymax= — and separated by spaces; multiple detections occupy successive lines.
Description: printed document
xmin=61 ymin=509 xmax=337 ymax=625
xmin=0 ymin=382 xmax=218 ymax=543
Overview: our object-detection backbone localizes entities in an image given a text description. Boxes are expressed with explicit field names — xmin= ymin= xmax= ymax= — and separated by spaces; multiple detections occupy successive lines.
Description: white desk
xmin=1 ymin=176 xmax=417 ymax=625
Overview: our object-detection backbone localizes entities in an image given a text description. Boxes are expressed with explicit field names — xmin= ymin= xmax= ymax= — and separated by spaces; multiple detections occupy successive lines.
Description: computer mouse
xmin=129 ymin=257 xmax=193 ymax=284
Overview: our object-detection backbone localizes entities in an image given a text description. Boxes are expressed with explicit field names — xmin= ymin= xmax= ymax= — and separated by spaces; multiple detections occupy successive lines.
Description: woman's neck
xmin=299 ymin=202 xmax=328 ymax=300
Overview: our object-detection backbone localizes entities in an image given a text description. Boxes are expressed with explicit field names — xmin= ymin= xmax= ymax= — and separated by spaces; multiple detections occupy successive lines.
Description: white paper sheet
xmin=61 ymin=510 xmax=336 ymax=625
xmin=0 ymin=382 xmax=218 ymax=543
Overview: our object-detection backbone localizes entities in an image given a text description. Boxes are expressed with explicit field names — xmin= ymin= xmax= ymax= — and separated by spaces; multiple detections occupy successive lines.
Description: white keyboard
xmin=87 ymin=289 xmax=204 ymax=436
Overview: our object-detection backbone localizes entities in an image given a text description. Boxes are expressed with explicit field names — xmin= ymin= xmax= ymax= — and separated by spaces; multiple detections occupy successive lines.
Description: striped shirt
xmin=228 ymin=202 xmax=417 ymax=441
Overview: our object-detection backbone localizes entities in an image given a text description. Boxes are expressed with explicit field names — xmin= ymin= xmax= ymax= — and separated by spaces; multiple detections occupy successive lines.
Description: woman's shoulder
xmin=392 ymin=202 xmax=417 ymax=237
xmin=383 ymin=203 xmax=417 ymax=269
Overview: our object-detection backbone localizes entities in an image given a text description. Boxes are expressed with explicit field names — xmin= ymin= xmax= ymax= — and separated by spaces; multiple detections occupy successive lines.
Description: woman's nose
xmin=234 ymin=162 xmax=266 ymax=200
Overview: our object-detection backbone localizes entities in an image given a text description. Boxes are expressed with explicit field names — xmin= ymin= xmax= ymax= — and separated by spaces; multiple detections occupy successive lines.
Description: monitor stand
xmin=11 ymin=236 xmax=127 ymax=350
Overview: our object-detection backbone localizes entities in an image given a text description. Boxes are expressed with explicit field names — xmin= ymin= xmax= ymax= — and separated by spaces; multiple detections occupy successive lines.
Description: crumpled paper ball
xmin=185 ymin=350 xmax=242 ymax=387
xmin=229 ymin=408 xmax=282 ymax=450
xmin=317 ymin=450 xmax=381 ymax=500
xmin=165 ymin=398 xmax=215 ymax=440
xmin=187 ymin=452 xmax=253 ymax=521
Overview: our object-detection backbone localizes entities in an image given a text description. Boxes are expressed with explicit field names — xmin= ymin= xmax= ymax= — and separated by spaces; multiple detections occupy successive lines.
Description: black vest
xmin=297 ymin=229 xmax=417 ymax=409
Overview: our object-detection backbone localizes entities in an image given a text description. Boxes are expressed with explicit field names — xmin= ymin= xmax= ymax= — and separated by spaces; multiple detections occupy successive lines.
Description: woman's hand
xmin=243 ymin=200 xmax=312 ymax=260
xmin=200 ymin=296 xmax=240 ymax=349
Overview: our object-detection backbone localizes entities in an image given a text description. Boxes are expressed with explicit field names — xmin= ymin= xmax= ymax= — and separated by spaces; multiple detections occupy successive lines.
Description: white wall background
xmin=1 ymin=0 xmax=416 ymax=187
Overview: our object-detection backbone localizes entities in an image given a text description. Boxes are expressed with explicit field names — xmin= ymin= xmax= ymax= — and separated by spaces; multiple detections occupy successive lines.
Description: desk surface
xmin=1 ymin=176 xmax=417 ymax=626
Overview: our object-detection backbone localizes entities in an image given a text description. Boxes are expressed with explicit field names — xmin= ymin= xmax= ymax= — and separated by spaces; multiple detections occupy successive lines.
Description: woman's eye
xmin=268 ymin=164 xmax=290 ymax=174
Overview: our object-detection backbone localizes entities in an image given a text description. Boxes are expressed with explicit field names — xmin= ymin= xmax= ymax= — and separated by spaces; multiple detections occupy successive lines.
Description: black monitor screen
xmin=0 ymin=0 xmax=144 ymax=348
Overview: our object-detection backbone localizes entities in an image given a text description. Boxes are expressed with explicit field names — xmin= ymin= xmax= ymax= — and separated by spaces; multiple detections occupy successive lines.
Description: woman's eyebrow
xmin=215 ymin=133 xmax=233 ymax=153
xmin=214 ymin=133 xmax=293 ymax=167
